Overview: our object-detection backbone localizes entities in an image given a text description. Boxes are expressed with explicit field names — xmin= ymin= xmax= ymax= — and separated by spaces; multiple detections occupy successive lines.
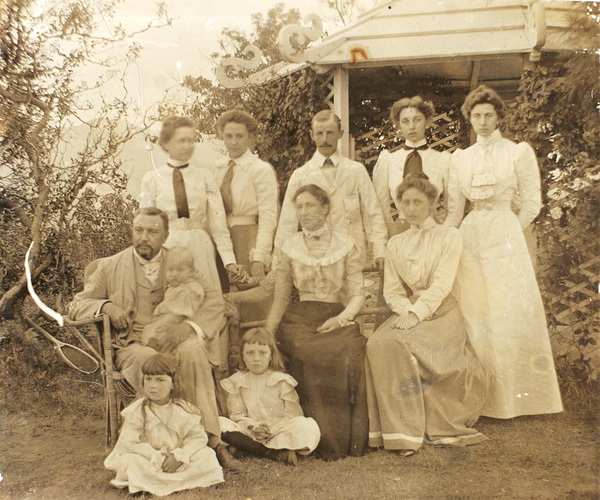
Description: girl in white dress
xmin=219 ymin=328 xmax=321 ymax=466
xmin=445 ymin=85 xmax=563 ymax=419
xmin=105 ymin=353 xmax=224 ymax=496
xmin=373 ymin=96 xmax=451 ymax=236
xmin=139 ymin=116 xmax=247 ymax=291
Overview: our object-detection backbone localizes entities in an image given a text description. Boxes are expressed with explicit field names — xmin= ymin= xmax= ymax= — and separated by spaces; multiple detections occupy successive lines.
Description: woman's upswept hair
xmin=461 ymin=85 xmax=505 ymax=120
xmin=216 ymin=107 xmax=258 ymax=137
xmin=158 ymin=116 xmax=195 ymax=148
xmin=293 ymin=184 xmax=330 ymax=209
xmin=396 ymin=173 xmax=437 ymax=203
xmin=390 ymin=96 xmax=435 ymax=126
xmin=238 ymin=328 xmax=286 ymax=372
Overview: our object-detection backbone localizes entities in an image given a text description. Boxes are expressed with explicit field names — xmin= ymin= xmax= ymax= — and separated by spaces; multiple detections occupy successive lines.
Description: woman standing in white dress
xmin=445 ymin=86 xmax=563 ymax=419
xmin=139 ymin=116 xmax=247 ymax=291
xmin=373 ymin=96 xmax=451 ymax=236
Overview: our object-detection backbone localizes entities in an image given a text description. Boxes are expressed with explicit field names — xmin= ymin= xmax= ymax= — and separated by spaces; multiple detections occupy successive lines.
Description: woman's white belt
xmin=227 ymin=214 xmax=258 ymax=226
xmin=473 ymin=200 xmax=512 ymax=211
xmin=170 ymin=218 xmax=205 ymax=230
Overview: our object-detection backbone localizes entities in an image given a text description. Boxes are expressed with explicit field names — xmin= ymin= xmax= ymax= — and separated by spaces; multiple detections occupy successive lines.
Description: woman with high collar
xmin=444 ymin=85 xmax=563 ymax=419
xmin=373 ymin=96 xmax=451 ymax=236
xmin=366 ymin=174 xmax=488 ymax=456
xmin=265 ymin=184 xmax=368 ymax=461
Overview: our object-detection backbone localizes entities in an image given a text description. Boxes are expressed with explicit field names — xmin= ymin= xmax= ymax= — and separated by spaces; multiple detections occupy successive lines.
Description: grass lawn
xmin=0 ymin=389 xmax=597 ymax=499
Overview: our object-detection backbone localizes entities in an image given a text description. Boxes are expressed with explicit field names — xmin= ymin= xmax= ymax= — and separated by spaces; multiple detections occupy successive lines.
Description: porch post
xmin=329 ymin=66 xmax=351 ymax=157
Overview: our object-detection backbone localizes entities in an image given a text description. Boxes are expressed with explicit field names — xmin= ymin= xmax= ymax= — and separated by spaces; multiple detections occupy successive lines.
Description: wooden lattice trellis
xmin=536 ymin=180 xmax=600 ymax=381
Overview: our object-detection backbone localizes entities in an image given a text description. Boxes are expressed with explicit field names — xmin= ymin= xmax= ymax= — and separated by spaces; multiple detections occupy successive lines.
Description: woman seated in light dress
xmin=265 ymin=184 xmax=368 ymax=461
xmin=366 ymin=174 xmax=489 ymax=456
xmin=444 ymin=85 xmax=563 ymax=419
xmin=373 ymin=96 xmax=451 ymax=236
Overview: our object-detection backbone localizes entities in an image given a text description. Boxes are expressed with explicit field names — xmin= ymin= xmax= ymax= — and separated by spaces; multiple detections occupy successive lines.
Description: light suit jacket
xmin=274 ymin=152 xmax=388 ymax=266
xmin=69 ymin=246 xmax=226 ymax=351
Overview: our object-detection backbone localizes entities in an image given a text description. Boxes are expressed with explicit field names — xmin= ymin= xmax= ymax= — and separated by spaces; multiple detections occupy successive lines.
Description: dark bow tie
xmin=401 ymin=144 xmax=428 ymax=151
xmin=167 ymin=163 xmax=189 ymax=169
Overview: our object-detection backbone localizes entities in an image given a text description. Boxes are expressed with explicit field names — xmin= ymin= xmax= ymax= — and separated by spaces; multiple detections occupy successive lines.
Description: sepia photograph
xmin=0 ymin=0 xmax=598 ymax=498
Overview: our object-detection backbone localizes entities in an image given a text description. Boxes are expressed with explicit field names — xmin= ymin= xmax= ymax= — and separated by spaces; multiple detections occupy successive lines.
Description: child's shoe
xmin=277 ymin=450 xmax=298 ymax=466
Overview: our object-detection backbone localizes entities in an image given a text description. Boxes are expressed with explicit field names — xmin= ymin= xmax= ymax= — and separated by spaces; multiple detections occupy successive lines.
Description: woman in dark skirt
xmin=265 ymin=184 xmax=367 ymax=460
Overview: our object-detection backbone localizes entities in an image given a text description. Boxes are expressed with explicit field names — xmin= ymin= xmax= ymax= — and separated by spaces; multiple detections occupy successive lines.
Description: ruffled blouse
xmin=221 ymin=370 xmax=303 ymax=430
xmin=384 ymin=217 xmax=463 ymax=321
xmin=445 ymin=130 xmax=541 ymax=229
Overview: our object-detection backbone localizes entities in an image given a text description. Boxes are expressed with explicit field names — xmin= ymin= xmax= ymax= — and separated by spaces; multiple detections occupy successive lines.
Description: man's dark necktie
xmin=402 ymin=144 xmax=428 ymax=178
xmin=220 ymin=160 xmax=235 ymax=215
xmin=168 ymin=163 xmax=190 ymax=219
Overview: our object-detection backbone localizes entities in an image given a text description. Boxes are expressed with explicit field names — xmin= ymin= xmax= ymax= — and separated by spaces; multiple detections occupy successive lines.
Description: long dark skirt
xmin=276 ymin=301 xmax=368 ymax=460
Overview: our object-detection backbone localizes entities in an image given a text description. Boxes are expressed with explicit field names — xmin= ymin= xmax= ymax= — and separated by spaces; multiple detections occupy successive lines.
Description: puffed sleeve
xmin=220 ymin=375 xmax=261 ymax=431
xmin=139 ymin=171 xmax=158 ymax=208
xmin=203 ymin=170 xmax=237 ymax=266
xmin=444 ymin=149 xmax=467 ymax=228
xmin=356 ymin=162 xmax=388 ymax=259
xmin=252 ymin=161 xmax=279 ymax=266
xmin=118 ymin=402 xmax=164 ymax=465
xmin=514 ymin=142 xmax=542 ymax=229
xmin=408 ymin=228 xmax=463 ymax=321
xmin=337 ymin=243 xmax=365 ymax=321
xmin=264 ymin=254 xmax=293 ymax=335
xmin=383 ymin=238 xmax=412 ymax=315
xmin=171 ymin=405 xmax=209 ymax=465
xmin=279 ymin=380 xmax=304 ymax=418
xmin=372 ymin=151 xmax=396 ymax=234
xmin=274 ymin=170 xmax=302 ymax=252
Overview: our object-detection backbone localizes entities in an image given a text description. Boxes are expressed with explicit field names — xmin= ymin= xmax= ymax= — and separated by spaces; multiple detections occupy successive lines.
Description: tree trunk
xmin=0 ymin=254 xmax=54 ymax=319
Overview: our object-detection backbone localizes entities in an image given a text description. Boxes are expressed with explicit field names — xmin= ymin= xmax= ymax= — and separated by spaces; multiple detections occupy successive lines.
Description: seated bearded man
xmin=69 ymin=207 xmax=243 ymax=471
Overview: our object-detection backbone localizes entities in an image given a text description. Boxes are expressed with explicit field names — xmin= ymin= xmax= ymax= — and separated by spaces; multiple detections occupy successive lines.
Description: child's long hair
xmin=139 ymin=353 xmax=197 ymax=423
xmin=238 ymin=328 xmax=286 ymax=372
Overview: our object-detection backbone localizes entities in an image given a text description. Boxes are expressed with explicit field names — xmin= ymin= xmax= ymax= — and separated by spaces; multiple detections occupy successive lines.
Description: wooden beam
xmin=331 ymin=66 xmax=351 ymax=158
xmin=468 ymin=60 xmax=481 ymax=145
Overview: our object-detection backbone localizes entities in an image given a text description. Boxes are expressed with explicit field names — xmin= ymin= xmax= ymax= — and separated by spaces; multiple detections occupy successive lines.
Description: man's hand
xmin=226 ymin=264 xmax=248 ymax=284
xmin=161 ymin=323 xmax=195 ymax=354
xmin=101 ymin=302 xmax=131 ymax=330
xmin=161 ymin=452 xmax=183 ymax=473
xmin=250 ymin=261 xmax=266 ymax=283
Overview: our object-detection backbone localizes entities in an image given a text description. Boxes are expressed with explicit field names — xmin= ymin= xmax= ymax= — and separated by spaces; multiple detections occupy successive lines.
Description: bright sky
xmin=97 ymin=0 xmax=378 ymax=114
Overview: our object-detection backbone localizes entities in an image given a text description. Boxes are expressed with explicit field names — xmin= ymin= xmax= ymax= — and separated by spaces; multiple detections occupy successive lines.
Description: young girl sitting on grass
xmin=219 ymin=328 xmax=321 ymax=465
xmin=104 ymin=353 xmax=224 ymax=496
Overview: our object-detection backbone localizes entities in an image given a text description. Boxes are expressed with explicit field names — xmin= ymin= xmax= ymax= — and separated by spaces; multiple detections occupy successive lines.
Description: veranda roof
xmin=247 ymin=0 xmax=586 ymax=89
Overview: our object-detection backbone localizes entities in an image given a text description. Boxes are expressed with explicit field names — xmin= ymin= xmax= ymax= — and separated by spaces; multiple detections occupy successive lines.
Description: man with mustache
xmin=274 ymin=110 xmax=387 ymax=270
xmin=69 ymin=207 xmax=244 ymax=471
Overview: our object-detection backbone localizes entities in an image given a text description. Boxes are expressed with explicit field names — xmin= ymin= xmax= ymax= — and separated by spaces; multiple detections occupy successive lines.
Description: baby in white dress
xmin=142 ymin=246 xmax=207 ymax=352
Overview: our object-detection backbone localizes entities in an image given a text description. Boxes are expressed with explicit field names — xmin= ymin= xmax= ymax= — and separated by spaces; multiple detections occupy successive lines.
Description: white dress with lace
xmin=445 ymin=129 xmax=562 ymax=418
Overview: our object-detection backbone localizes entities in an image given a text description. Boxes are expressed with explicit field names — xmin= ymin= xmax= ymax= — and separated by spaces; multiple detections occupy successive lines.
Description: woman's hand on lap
xmin=394 ymin=313 xmax=419 ymax=330
xmin=317 ymin=317 xmax=343 ymax=333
